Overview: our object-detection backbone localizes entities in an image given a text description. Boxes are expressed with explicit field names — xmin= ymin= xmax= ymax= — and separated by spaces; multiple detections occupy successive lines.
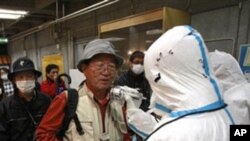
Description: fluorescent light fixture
xmin=146 ymin=29 xmax=163 ymax=35
xmin=103 ymin=37 xmax=126 ymax=42
xmin=0 ymin=8 xmax=28 ymax=20
xmin=128 ymin=50 xmax=133 ymax=55
xmin=145 ymin=40 xmax=153 ymax=44
xmin=0 ymin=13 xmax=23 ymax=19
xmin=0 ymin=37 xmax=8 ymax=43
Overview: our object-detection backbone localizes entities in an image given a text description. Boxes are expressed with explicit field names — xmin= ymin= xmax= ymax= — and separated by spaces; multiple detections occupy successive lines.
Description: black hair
xmin=129 ymin=50 xmax=144 ymax=62
xmin=46 ymin=64 xmax=59 ymax=74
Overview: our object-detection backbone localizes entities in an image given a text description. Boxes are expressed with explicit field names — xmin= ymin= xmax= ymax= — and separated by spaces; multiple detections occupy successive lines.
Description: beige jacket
xmin=64 ymin=84 xmax=124 ymax=141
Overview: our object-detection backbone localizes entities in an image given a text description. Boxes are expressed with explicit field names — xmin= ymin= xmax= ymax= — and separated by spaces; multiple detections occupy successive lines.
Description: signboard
xmin=239 ymin=44 xmax=250 ymax=82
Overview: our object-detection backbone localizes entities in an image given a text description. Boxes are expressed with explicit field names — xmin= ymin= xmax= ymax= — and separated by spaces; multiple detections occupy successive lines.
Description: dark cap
xmin=8 ymin=57 xmax=42 ymax=80
xmin=77 ymin=39 xmax=124 ymax=72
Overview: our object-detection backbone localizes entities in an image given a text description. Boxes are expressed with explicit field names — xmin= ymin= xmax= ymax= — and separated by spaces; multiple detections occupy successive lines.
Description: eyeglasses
xmin=89 ymin=61 xmax=116 ymax=73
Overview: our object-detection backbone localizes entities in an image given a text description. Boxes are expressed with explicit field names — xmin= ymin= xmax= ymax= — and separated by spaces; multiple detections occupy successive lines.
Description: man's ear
xmin=82 ymin=64 xmax=87 ymax=72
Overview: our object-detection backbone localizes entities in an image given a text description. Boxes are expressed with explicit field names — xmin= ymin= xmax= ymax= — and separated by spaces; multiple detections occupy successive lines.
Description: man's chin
xmin=99 ymin=83 xmax=111 ymax=90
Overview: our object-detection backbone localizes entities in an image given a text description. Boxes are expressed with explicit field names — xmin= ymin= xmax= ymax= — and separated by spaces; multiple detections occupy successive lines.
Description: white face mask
xmin=1 ymin=74 xmax=8 ymax=80
xmin=131 ymin=64 xmax=144 ymax=75
xmin=16 ymin=80 xmax=36 ymax=94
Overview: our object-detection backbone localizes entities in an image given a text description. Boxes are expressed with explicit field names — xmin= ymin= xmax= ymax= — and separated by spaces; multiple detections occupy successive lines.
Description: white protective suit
xmin=210 ymin=50 xmax=250 ymax=124
xmin=126 ymin=26 xmax=234 ymax=141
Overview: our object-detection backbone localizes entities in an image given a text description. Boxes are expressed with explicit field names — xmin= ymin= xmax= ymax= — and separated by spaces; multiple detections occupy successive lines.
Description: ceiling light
xmin=0 ymin=13 xmax=23 ymax=19
xmin=0 ymin=37 xmax=8 ymax=43
xmin=145 ymin=40 xmax=153 ymax=44
xmin=146 ymin=29 xmax=163 ymax=35
xmin=103 ymin=37 xmax=126 ymax=42
xmin=0 ymin=8 xmax=28 ymax=20
xmin=128 ymin=50 xmax=133 ymax=55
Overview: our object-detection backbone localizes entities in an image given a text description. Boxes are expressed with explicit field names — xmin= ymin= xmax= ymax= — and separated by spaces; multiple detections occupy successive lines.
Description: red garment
xmin=40 ymin=80 xmax=66 ymax=99
xmin=36 ymin=92 xmax=131 ymax=141
xmin=95 ymin=97 xmax=109 ymax=132
xmin=36 ymin=93 xmax=66 ymax=141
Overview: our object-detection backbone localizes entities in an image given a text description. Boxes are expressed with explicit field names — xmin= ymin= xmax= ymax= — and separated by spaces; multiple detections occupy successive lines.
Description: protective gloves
xmin=109 ymin=85 xmax=144 ymax=134
xmin=110 ymin=85 xmax=144 ymax=109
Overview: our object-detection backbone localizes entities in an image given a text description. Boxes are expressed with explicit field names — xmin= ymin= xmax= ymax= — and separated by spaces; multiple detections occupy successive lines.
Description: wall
xmin=7 ymin=0 xmax=250 ymax=78
xmin=191 ymin=0 xmax=250 ymax=59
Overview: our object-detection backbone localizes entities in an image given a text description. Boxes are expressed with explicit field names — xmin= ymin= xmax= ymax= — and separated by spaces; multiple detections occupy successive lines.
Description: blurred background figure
xmin=115 ymin=50 xmax=151 ymax=112
xmin=0 ymin=68 xmax=14 ymax=98
xmin=0 ymin=57 xmax=51 ymax=141
xmin=210 ymin=50 xmax=250 ymax=124
xmin=40 ymin=64 xmax=66 ymax=99
xmin=0 ymin=75 xmax=4 ymax=101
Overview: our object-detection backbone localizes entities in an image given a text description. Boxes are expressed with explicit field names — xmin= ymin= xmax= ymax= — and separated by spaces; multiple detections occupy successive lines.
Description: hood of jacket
xmin=144 ymin=26 xmax=224 ymax=117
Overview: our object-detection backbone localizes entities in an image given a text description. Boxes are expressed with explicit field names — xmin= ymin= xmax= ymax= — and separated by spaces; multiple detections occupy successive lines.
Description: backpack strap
xmin=56 ymin=88 xmax=84 ymax=140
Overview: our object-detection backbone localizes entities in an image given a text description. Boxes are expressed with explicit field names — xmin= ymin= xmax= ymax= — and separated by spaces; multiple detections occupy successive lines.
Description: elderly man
xmin=0 ymin=57 xmax=51 ymax=141
xmin=36 ymin=39 xmax=131 ymax=141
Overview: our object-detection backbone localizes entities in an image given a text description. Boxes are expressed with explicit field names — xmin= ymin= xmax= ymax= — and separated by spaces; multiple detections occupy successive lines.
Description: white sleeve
xmin=126 ymin=108 xmax=158 ymax=139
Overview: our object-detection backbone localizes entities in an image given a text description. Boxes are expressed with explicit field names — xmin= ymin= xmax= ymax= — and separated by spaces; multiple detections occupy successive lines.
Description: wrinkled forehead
xmin=89 ymin=53 xmax=116 ymax=64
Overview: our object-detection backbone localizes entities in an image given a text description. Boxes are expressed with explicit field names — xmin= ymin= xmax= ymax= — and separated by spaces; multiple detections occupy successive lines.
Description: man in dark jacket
xmin=0 ymin=57 xmax=51 ymax=141
xmin=115 ymin=51 xmax=151 ymax=112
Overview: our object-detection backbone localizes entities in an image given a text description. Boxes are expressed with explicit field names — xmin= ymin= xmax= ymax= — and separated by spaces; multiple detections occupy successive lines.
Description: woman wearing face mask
xmin=40 ymin=64 xmax=66 ymax=99
xmin=0 ymin=57 xmax=51 ymax=141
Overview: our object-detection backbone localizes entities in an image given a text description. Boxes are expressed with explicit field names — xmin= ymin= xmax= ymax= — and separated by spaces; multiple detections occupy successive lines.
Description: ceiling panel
xmin=0 ymin=0 xmax=241 ymax=38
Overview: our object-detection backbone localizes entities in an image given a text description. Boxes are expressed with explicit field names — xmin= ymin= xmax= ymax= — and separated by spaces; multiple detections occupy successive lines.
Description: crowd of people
xmin=0 ymin=25 xmax=249 ymax=141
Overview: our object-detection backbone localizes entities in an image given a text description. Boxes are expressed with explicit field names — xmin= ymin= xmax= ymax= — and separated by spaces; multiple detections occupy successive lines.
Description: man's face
xmin=14 ymin=70 xmax=36 ymax=96
xmin=130 ymin=57 xmax=144 ymax=68
xmin=0 ymin=69 xmax=8 ymax=80
xmin=83 ymin=54 xmax=117 ymax=93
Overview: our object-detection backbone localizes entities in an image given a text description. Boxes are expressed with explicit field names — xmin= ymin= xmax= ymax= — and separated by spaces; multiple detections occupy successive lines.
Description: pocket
xmin=66 ymin=119 xmax=95 ymax=141
xmin=80 ymin=120 xmax=94 ymax=136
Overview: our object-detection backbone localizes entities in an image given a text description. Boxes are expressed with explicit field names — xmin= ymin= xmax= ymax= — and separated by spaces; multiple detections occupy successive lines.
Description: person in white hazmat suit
xmin=123 ymin=25 xmax=234 ymax=141
xmin=209 ymin=50 xmax=250 ymax=124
